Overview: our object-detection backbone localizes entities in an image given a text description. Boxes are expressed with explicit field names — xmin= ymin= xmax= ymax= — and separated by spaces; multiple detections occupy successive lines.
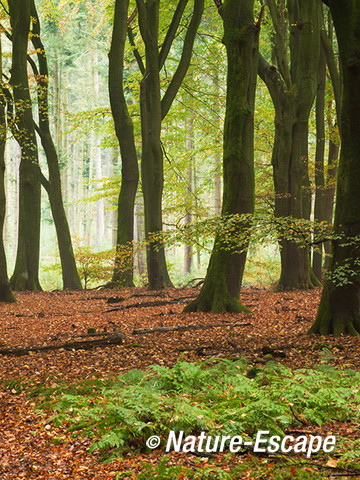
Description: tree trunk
xmin=184 ymin=0 xmax=259 ymax=313
xmin=9 ymin=0 xmax=41 ymax=291
xmin=320 ymin=9 xmax=340 ymax=272
xmin=0 ymin=35 xmax=16 ymax=302
xmin=259 ymin=0 xmax=321 ymax=291
xmin=312 ymin=47 xmax=327 ymax=281
xmin=109 ymin=0 xmax=139 ymax=287
xmin=29 ymin=0 xmax=82 ymax=291
xmin=323 ymin=139 xmax=338 ymax=269
xmin=310 ymin=0 xmax=360 ymax=335
xmin=140 ymin=67 xmax=172 ymax=289
xmin=184 ymin=119 xmax=194 ymax=277
xmin=136 ymin=0 xmax=204 ymax=290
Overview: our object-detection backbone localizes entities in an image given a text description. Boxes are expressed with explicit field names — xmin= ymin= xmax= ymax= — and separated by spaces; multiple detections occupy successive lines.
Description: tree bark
xmin=8 ymin=0 xmax=41 ymax=291
xmin=29 ymin=0 xmax=82 ymax=291
xmin=310 ymin=1 xmax=360 ymax=335
xmin=109 ymin=0 xmax=139 ymax=287
xmin=184 ymin=0 xmax=259 ymax=313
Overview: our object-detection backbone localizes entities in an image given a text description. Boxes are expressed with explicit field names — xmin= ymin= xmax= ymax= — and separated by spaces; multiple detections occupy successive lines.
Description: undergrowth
xmin=20 ymin=357 xmax=360 ymax=467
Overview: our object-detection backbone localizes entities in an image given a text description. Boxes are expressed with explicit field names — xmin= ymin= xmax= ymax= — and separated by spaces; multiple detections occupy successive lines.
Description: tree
xmin=0 ymin=34 xmax=15 ymax=302
xmin=310 ymin=0 xmax=360 ymax=335
xmin=313 ymin=12 xmax=340 ymax=273
xmin=312 ymin=41 xmax=327 ymax=282
xmin=258 ymin=0 xmax=321 ymax=290
xmin=8 ymin=0 xmax=41 ymax=291
xmin=135 ymin=0 xmax=204 ymax=289
xmin=108 ymin=0 xmax=139 ymax=287
xmin=29 ymin=0 xmax=82 ymax=291
xmin=184 ymin=0 xmax=260 ymax=313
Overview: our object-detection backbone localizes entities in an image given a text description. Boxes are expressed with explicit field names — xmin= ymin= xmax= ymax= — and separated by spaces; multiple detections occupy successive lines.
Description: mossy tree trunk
xmin=109 ymin=0 xmax=139 ymax=287
xmin=184 ymin=0 xmax=259 ymax=313
xmin=310 ymin=0 xmax=360 ymax=336
xmin=258 ymin=0 xmax=321 ymax=291
xmin=8 ymin=0 xmax=41 ymax=291
xmin=29 ymin=0 xmax=82 ymax=291
xmin=0 ymin=35 xmax=16 ymax=303
xmin=136 ymin=0 xmax=204 ymax=290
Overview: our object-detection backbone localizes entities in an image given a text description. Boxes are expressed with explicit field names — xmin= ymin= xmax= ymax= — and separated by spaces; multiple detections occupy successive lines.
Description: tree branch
xmin=212 ymin=0 xmax=222 ymax=11
xmin=255 ymin=5 xmax=266 ymax=29
xmin=258 ymin=53 xmax=285 ymax=113
xmin=320 ymin=27 xmax=341 ymax=127
xmin=267 ymin=0 xmax=292 ymax=89
xmin=39 ymin=168 xmax=50 ymax=194
xmin=127 ymin=25 xmax=145 ymax=75
xmin=0 ymin=0 xmax=9 ymax=15
xmin=159 ymin=0 xmax=188 ymax=70
xmin=161 ymin=0 xmax=204 ymax=120
xmin=127 ymin=7 xmax=138 ymax=25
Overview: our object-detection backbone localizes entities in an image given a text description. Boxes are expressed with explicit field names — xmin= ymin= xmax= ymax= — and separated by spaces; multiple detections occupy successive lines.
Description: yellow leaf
xmin=326 ymin=458 xmax=338 ymax=468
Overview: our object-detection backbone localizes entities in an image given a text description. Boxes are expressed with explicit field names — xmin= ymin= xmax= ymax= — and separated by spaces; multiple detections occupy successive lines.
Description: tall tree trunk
xmin=9 ymin=0 xmax=41 ymax=291
xmin=258 ymin=0 xmax=321 ymax=291
xmin=213 ymin=72 xmax=222 ymax=215
xmin=29 ymin=0 xmax=82 ymax=290
xmin=109 ymin=0 xmax=139 ymax=287
xmin=184 ymin=0 xmax=259 ymax=313
xmin=320 ymin=10 xmax=340 ymax=271
xmin=184 ymin=118 xmax=194 ymax=277
xmin=323 ymin=138 xmax=338 ymax=269
xmin=136 ymin=0 xmax=204 ymax=290
xmin=0 ymin=35 xmax=16 ymax=302
xmin=140 ymin=57 xmax=172 ymax=289
xmin=310 ymin=0 xmax=360 ymax=335
xmin=312 ymin=47 xmax=327 ymax=281
xmin=134 ymin=196 xmax=146 ymax=279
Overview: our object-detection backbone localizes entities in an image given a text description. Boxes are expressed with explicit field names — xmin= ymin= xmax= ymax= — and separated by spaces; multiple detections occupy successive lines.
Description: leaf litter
xmin=1 ymin=286 xmax=360 ymax=479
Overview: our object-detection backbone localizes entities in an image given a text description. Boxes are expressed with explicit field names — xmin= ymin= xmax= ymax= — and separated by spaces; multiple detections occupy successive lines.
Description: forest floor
xmin=1 ymin=286 xmax=360 ymax=479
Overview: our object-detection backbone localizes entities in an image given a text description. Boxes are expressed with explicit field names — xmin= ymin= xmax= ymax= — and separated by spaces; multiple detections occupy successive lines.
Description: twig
xmin=127 ymin=7 xmax=138 ymax=26
xmin=289 ymin=404 xmax=307 ymax=426
xmin=255 ymin=5 xmax=266 ymax=29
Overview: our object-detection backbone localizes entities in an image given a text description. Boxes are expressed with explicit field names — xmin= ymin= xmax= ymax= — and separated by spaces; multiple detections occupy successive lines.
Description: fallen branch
xmin=132 ymin=322 xmax=251 ymax=335
xmin=105 ymin=297 xmax=194 ymax=312
xmin=0 ymin=333 xmax=125 ymax=357
xmin=182 ymin=277 xmax=205 ymax=288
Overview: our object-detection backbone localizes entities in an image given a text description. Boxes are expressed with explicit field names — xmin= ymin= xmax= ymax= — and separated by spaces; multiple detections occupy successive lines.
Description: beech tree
xmin=0 ymin=34 xmax=15 ymax=302
xmin=29 ymin=0 xmax=82 ymax=291
xmin=310 ymin=0 xmax=360 ymax=335
xmin=312 ymin=12 xmax=340 ymax=277
xmin=258 ymin=0 xmax=321 ymax=290
xmin=136 ymin=0 xmax=204 ymax=290
xmin=108 ymin=0 xmax=139 ymax=287
xmin=8 ymin=0 xmax=41 ymax=291
xmin=185 ymin=0 xmax=260 ymax=313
